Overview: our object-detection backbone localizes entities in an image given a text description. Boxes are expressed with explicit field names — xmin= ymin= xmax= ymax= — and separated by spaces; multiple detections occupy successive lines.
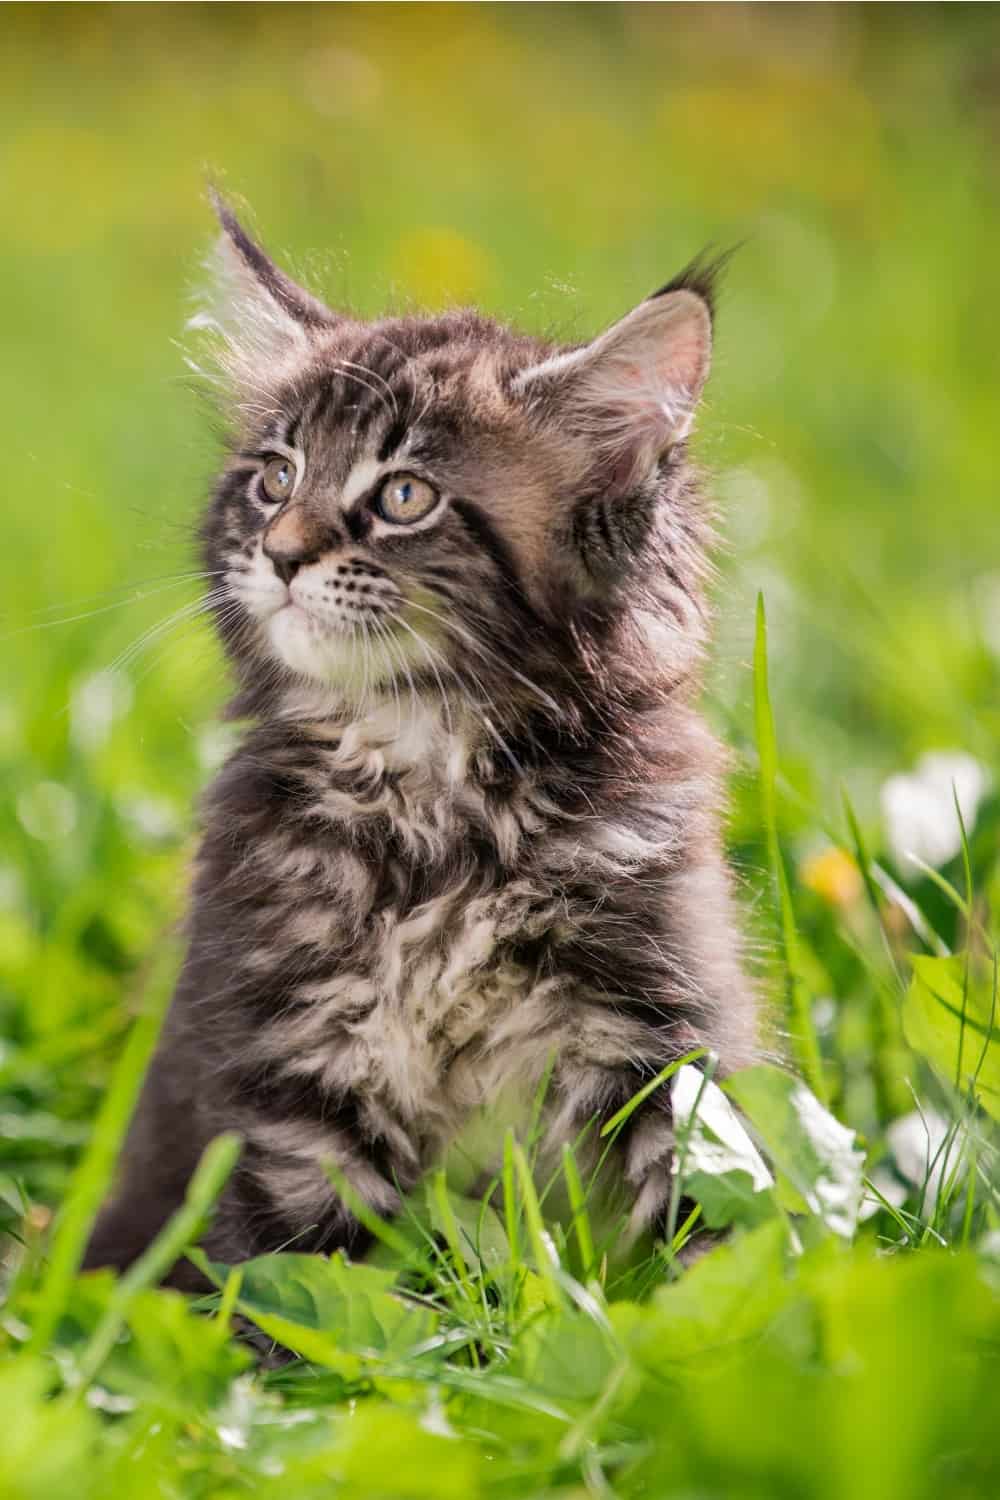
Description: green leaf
xmin=725 ymin=1064 xmax=865 ymax=1238
xmin=424 ymin=1182 xmax=509 ymax=1276
xmin=76 ymin=1131 xmax=241 ymax=1387
xmin=0 ymin=1360 xmax=101 ymax=1500
xmin=192 ymin=1250 xmax=437 ymax=1372
xmin=300 ymin=1405 xmax=480 ymax=1498
xmin=903 ymin=954 xmax=1000 ymax=1119
xmin=25 ymin=938 xmax=180 ymax=1356
xmin=671 ymin=1064 xmax=780 ymax=1230
xmin=631 ymin=1219 xmax=794 ymax=1368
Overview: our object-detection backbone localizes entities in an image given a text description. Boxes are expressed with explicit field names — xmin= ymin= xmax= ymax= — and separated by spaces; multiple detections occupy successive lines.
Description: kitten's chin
xmin=266 ymin=604 xmax=395 ymax=692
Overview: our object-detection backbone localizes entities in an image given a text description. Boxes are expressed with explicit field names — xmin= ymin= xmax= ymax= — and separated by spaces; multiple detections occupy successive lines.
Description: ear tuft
xmin=186 ymin=191 xmax=339 ymax=401
xmin=207 ymin=189 xmax=336 ymax=332
xmin=648 ymin=244 xmax=737 ymax=321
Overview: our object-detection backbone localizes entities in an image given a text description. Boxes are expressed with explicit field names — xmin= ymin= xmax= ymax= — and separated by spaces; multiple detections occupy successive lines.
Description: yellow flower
xmin=800 ymin=847 xmax=862 ymax=909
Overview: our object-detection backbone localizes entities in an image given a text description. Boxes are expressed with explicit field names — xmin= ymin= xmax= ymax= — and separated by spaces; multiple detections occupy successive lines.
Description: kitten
xmin=83 ymin=197 xmax=756 ymax=1285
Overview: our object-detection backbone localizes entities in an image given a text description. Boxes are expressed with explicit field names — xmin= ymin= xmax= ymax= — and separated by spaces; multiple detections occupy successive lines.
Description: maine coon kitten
xmin=83 ymin=197 xmax=756 ymax=1285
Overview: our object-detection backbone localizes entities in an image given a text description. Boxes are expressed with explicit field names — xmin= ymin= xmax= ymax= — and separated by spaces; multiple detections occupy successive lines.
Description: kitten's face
xmin=199 ymin=199 xmax=716 ymax=719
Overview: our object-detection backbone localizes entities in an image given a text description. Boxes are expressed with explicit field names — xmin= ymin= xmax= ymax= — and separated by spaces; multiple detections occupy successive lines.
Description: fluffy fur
xmin=83 ymin=198 xmax=756 ymax=1283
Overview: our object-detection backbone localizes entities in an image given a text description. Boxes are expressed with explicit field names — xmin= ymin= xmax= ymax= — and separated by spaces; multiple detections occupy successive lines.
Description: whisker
xmin=332 ymin=365 xmax=392 ymax=422
xmin=391 ymin=615 xmax=456 ymax=746
xmin=334 ymin=360 xmax=399 ymax=420
xmin=106 ymin=587 xmax=233 ymax=677
xmin=404 ymin=597 xmax=563 ymax=717
xmin=369 ymin=613 xmax=404 ymax=738
xmin=1 ymin=572 xmax=228 ymax=640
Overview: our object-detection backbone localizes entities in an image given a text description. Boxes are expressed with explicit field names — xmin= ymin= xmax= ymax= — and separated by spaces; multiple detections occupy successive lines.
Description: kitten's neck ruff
xmin=273 ymin=685 xmax=487 ymax=786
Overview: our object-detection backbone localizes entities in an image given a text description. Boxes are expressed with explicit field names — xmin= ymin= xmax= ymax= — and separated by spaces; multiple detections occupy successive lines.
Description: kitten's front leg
xmin=542 ymin=1051 xmax=680 ymax=1241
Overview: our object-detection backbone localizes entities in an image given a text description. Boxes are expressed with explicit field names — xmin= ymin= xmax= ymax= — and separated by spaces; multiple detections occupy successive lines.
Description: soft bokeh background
xmin=1 ymin=2 xmax=998 ymax=1199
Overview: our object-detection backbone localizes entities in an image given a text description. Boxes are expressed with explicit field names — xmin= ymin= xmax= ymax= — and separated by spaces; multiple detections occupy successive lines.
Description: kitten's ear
xmin=518 ymin=276 xmax=714 ymax=492
xmin=190 ymin=192 xmax=339 ymax=376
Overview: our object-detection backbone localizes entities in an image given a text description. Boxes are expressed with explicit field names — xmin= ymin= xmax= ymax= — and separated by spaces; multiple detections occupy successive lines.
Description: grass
xmin=2 ymin=5 xmax=1000 ymax=1496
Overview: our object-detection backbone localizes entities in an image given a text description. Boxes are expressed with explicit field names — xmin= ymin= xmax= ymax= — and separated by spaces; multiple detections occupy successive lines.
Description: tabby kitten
xmin=83 ymin=198 xmax=756 ymax=1284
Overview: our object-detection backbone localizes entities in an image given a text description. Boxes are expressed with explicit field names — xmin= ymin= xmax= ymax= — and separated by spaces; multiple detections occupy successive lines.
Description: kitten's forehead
xmin=283 ymin=313 xmax=549 ymax=491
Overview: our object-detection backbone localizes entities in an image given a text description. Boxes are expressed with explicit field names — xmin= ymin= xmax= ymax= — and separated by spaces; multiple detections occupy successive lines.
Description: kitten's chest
xmin=344 ymin=860 xmax=558 ymax=1123
xmin=261 ymin=742 xmax=565 ymax=1124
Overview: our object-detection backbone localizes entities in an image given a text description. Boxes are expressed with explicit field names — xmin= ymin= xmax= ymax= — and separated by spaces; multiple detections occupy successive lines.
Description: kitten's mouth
xmin=233 ymin=566 xmax=434 ymax=691
xmin=264 ymin=586 xmax=413 ymax=691
xmin=275 ymin=596 xmax=398 ymax=636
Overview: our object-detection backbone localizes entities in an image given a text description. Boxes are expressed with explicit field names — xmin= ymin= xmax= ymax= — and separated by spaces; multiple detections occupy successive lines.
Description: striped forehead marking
xmin=341 ymin=455 xmax=385 ymax=508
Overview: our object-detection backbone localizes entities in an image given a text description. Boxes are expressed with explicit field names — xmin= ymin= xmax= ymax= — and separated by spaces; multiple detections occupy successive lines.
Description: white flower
xmin=17 ymin=781 xmax=76 ymax=842
xmin=197 ymin=724 xmax=239 ymax=773
xmin=973 ymin=571 xmax=1000 ymax=659
xmin=887 ymin=1108 xmax=966 ymax=1208
xmin=117 ymin=794 xmax=181 ymax=844
xmin=671 ymin=1065 xmax=774 ymax=1192
xmin=70 ymin=669 xmax=133 ymax=752
xmin=790 ymin=1083 xmax=865 ymax=1238
xmin=881 ymin=751 xmax=989 ymax=872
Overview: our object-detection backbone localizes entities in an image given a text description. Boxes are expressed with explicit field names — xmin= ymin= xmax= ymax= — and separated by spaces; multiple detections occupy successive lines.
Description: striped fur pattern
xmin=83 ymin=200 xmax=756 ymax=1282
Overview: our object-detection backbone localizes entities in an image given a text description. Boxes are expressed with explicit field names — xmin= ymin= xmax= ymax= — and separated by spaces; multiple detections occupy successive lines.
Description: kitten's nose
xmin=266 ymin=549 xmax=301 ymax=587
xmin=263 ymin=505 xmax=335 ymax=587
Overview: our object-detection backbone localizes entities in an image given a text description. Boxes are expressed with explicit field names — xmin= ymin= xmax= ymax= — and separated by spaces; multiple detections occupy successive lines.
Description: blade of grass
xmin=861 ymin=1176 xmax=915 ymax=1246
xmin=754 ymin=594 xmax=827 ymax=1103
xmin=510 ymin=1138 xmax=561 ymax=1306
xmin=960 ymin=1140 xmax=979 ymax=1247
xmin=841 ymin=785 xmax=903 ymax=985
xmin=503 ymin=1128 xmax=521 ymax=1283
xmin=663 ymin=1054 xmax=716 ymax=1269
xmin=25 ymin=937 xmax=181 ymax=1355
xmin=74 ymin=1131 xmax=241 ymax=1389
xmin=953 ymin=784 xmax=974 ymax=1092
xmin=526 ymin=1050 xmax=557 ymax=1168
xmin=430 ymin=1168 xmax=477 ymax=1313
xmin=841 ymin=784 xmax=910 ymax=1120
xmin=666 ymin=1200 xmax=702 ymax=1259
xmin=215 ymin=1266 xmax=244 ymax=1343
xmin=870 ymin=860 xmax=951 ymax=957
xmin=600 ymin=1048 xmax=707 ymax=1139
xmin=322 ymin=1159 xmax=414 ymax=1260
xmin=561 ymin=1142 xmax=595 ymax=1281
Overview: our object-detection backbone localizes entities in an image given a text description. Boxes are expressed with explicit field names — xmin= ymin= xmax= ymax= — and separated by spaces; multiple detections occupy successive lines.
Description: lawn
xmin=2 ymin=5 xmax=999 ymax=1496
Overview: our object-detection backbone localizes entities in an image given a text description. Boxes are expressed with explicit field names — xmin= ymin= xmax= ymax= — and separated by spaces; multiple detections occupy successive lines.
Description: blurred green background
xmin=1 ymin=2 xmax=998 ymax=1200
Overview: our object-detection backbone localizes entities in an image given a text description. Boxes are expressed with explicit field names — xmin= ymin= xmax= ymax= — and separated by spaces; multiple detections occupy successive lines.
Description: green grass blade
xmin=663 ymin=1055 xmax=715 ymax=1263
xmin=25 ymin=937 xmax=181 ymax=1355
xmin=430 ymin=1167 xmax=477 ymax=1311
xmin=665 ymin=1201 xmax=702 ymax=1260
xmin=75 ymin=1130 xmax=241 ymax=1388
xmin=511 ymin=1139 xmax=561 ymax=1306
xmin=953 ymin=783 xmax=975 ymax=1091
xmin=840 ymin=784 xmax=910 ymax=1120
xmin=561 ymin=1142 xmax=595 ymax=1281
xmin=599 ymin=1048 xmax=707 ymax=1138
xmin=503 ymin=1127 xmax=521 ymax=1280
xmin=322 ymin=1159 xmax=414 ymax=1260
xmin=753 ymin=594 xmax=827 ymax=1103
xmin=215 ymin=1266 xmax=244 ymax=1342
xmin=841 ymin=784 xmax=903 ymax=984
xmin=526 ymin=1049 xmax=557 ymax=1167
xmin=871 ymin=860 xmax=951 ymax=957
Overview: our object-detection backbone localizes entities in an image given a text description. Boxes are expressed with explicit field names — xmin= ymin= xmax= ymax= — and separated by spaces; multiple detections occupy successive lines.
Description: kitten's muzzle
xmin=263 ymin=504 xmax=346 ymax=586
xmin=283 ymin=558 xmax=403 ymax=629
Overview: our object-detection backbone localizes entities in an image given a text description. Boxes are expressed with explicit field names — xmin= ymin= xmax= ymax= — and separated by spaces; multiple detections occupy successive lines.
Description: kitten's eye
xmin=376 ymin=472 xmax=439 ymax=525
xmin=260 ymin=456 xmax=296 ymax=505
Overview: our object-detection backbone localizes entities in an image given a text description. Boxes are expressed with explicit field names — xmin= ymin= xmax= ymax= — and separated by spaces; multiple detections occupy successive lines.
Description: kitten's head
xmin=196 ymin=196 xmax=720 ymax=730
